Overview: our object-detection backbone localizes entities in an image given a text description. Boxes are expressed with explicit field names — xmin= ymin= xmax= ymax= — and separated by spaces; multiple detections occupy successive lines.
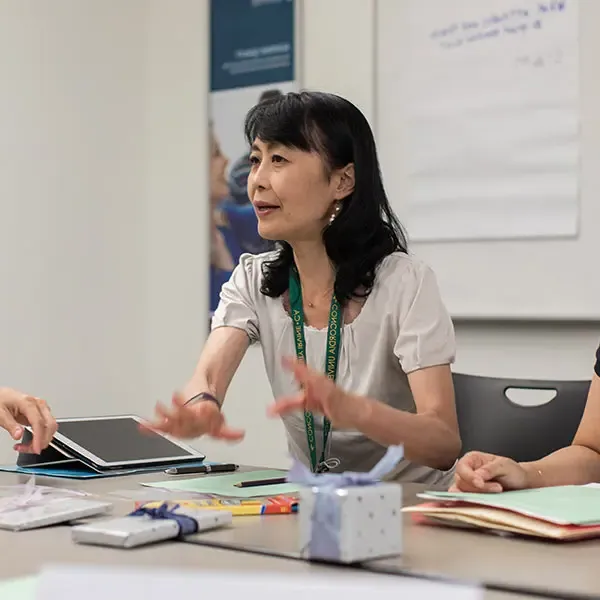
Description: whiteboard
xmin=399 ymin=0 xmax=579 ymax=243
xmin=376 ymin=0 xmax=600 ymax=320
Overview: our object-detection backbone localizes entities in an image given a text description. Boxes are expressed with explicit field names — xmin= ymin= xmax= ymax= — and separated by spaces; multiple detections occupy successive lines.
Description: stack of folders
xmin=404 ymin=485 xmax=600 ymax=541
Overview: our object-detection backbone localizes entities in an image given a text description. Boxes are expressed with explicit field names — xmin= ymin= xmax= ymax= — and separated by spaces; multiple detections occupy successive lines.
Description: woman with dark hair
xmin=146 ymin=92 xmax=461 ymax=485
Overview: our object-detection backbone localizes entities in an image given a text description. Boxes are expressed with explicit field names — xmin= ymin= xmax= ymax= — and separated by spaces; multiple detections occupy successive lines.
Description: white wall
xmin=0 ymin=0 xmax=597 ymax=468
xmin=144 ymin=0 xmax=211 ymax=420
xmin=0 ymin=0 xmax=147 ymax=461
xmin=0 ymin=0 xmax=211 ymax=463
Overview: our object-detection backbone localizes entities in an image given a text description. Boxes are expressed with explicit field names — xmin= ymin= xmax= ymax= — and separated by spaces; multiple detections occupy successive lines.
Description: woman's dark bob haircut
xmin=243 ymin=90 xmax=408 ymax=304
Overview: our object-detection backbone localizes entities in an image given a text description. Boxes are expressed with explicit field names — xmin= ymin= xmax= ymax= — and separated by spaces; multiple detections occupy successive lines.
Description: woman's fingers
xmin=282 ymin=355 xmax=301 ymax=372
xmin=0 ymin=407 xmax=22 ymax=442
xmin=138 ymin=420 xmax=160 ymax=434
xmin=454 ymin=455 xmax=482 ymax=488
xmin=282 ymin=356 xmax=315 ymax=388
xmin=476 ymin=458 xmax=514 ymax=482
xmin=450 ymin=473 xmax=503 ymax=493
xmin=211 ymin=424 xmax=245 ymax=441
xmin=171 ymin=392 xmax=188 ymax=408
xmin=141 ymin=401 xmax=178 ymax=435
xmin=17 ymin=398 xmax=46 ymax=454
xmin=199 ymin=407 xmax=244 ymax=441
xmin=480 ymin=481 xmax=504 ymax=493
xmin=143 ymin=393 xmax=239 ymax=440
xmin=475 ymin=457 xmax=528 ymax=491
xmin=449 ymin=474 xmax=476 ymax=493
xmin=453 ymin=452 xmax=511 ymax=493
xmin=267 ymin=393 xmax=306 ymax=417
xmin=155 ymin=401 xmax=174 ymax=421
xmin=286 ymin=358 xmax=330 ymax=394
xmin=37 ymin=399 xmax=57 ymax=449
xmin=454 ymin=452 xmax=498 ymax=489
xmin=275 ymin=355 xmax=347 ymax=419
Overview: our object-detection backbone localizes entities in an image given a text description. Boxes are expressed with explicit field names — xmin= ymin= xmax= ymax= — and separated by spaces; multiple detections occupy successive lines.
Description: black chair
xmin=453 ymin=372 xmax=590 ymax=462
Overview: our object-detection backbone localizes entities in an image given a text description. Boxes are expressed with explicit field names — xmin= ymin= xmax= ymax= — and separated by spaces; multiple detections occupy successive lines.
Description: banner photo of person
xmin=208 ymin=0 xmax=297 ymax=317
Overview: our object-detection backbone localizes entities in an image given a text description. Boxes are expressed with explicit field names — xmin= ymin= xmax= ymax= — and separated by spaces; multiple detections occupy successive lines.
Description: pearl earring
xmin=329 ymin=204 xmax=341 ymax=224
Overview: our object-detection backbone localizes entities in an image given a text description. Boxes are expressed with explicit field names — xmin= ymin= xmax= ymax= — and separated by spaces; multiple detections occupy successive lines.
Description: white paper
xmin=35 ymin=564 xmax=482 ymax=600
xmin=403 ymin=0 xmax=579 ymax=241
xmin=0 ymin=477 xmax=89 ymax=514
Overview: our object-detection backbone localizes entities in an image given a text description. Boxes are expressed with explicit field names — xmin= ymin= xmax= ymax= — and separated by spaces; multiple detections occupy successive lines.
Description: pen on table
xmin=234 ymin=477 xmax=288 ymax=488
xmin=165 ymin=463 xmax=238 ymax=475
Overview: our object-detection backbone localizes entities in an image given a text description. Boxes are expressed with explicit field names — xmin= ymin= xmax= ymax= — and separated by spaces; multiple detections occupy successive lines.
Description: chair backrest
xmin=453 ymin=372 xmax=590 ymax=462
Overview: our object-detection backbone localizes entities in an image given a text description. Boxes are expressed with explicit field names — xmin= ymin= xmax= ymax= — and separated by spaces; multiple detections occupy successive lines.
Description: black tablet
xmin=47 ymin=415 xmax=205 ymax=470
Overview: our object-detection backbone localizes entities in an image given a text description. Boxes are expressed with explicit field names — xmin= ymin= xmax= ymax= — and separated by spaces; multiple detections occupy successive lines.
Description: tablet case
xmin=12 ymin=428 xmax=211 ymax=479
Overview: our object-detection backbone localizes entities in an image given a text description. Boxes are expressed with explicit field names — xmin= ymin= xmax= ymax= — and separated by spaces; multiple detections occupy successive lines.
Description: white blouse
xmin=212 ymin=250 xmax=457 ymax=486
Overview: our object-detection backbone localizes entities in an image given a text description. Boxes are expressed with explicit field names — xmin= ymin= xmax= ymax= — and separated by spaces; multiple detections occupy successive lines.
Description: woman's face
xmin=210 ymin=132 xmax=229 ymax=203
xmin=247 ymin=138 xmax=349 ymax=242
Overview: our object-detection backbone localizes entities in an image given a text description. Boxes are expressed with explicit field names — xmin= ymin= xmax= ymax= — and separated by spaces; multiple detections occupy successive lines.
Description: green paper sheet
xmin=420 ymin=485 xmax=600 ymax=525
xmin=0 ymin=575 xmax=37 ymax=599
xmin=141 ymin=469 xmax=300 ymax=498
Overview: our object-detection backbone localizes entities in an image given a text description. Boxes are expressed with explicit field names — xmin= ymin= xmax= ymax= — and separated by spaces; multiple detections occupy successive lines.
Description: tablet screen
xmin=55 ymin=417 xmax=196 ymax=464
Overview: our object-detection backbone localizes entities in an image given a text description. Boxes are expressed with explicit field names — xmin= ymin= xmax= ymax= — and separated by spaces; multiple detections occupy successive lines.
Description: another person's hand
xmin=450 ymin=451 xmax=531 ymax=493
xmin=0 ymin=388 xmax=57 ymax=454
xmin=267 ymin=357 xmax=369 ymax=429
xmin=142 ymin=392 xmax=245 ymax=441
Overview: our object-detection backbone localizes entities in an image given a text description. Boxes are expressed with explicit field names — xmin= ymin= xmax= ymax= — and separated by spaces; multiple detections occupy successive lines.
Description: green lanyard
xmin=288 ymin=268 xmax=343 ymax=473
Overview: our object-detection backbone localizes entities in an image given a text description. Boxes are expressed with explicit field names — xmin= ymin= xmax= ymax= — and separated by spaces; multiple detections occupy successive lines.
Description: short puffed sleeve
xmin=392 ymin=260 xmax=456 ymax=374
xmin=211 ymin=253 xmax=263 ymax=343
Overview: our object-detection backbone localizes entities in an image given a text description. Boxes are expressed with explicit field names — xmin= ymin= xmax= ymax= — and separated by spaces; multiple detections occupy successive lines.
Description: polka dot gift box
xmin=289 ymin=446 xmax=403 ymax=564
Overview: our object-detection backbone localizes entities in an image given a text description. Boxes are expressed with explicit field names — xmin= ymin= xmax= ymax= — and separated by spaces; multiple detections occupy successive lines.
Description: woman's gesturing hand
xmin=267 ymin=357 xmax=369 ymax=429
xmin=141 ymin=392 xmax=245 ymax=441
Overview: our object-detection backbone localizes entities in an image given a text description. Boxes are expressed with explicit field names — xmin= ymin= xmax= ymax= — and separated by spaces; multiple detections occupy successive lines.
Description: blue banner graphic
xmin=211 ymin=0 xmax=295 ymax=92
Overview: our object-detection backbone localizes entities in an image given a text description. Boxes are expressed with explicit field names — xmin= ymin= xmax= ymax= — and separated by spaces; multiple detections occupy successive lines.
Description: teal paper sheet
xmin=143 ymin=469 xmax=300 ymax=498
xmin=421 ymin=485 xmax=600 ymax=525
